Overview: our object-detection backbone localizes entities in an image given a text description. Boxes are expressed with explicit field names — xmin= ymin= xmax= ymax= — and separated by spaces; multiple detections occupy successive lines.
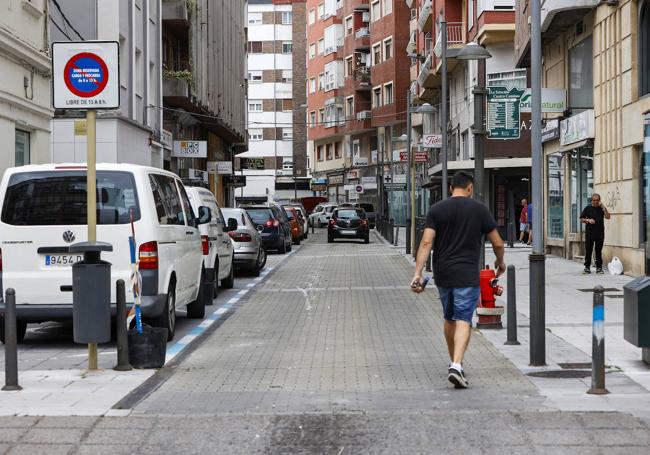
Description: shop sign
xmin=371 ymin=150 xmax=378 ymax=163
xmin=329 ymin=174 xmax=344 ymax=185
xmin=217 ymin=161 xmax=232 ymax=174
xmin=361 ymin=176 xmax=375 ymax=185
xmin=347 ymin=169 xmax=359 ymax=180
xmin=188 ymin=168 xmax=208 ymax=183
xmin=161 ymin=129 xmax=173 ymax=150
xmin=487 ymin=86 xmax=525 ymax=140
xmin=223 ymin=174 xmax=246 ymax=187
xmin=172 ymin=140 xmax=207 ymax=158
xmin=520 ymin=88 xmax=566 ymax=113
xmin=385 ymin=183 xmax=407 ymax=191
xmin=240 ymin=158 xmax=265 ymax=170
xmin=422 ymin=134 xmax=442 ymax=149
xmin=353 ymin=156 xmax=369 ymax=166
xmin=399 ymin=151 xmax=428 ymax=162
xmin=344 ymin=184 xmax=355 ymax=191
xmin=541 ymin=118 xmax=560 ymax=143
xmin=560 ymin=109 xmax=594 ymax=146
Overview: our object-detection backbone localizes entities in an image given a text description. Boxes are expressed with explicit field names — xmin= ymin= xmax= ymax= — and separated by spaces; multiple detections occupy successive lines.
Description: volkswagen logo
xmin=62 ymin=230 xmax=76 ymax=243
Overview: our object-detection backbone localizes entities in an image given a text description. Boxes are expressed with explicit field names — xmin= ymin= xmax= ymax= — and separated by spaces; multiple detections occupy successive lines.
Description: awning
xmin=427 ymin=157 xmax=532 ymax=176
xmin=557 ymin=139 xmax=591 ymax=153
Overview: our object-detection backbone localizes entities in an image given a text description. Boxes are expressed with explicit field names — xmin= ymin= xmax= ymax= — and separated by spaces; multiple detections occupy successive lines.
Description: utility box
xmin=623 ymin=276 xmax=650 ymax=348
xmin=70 ymin=242 xmax=113 ymax=344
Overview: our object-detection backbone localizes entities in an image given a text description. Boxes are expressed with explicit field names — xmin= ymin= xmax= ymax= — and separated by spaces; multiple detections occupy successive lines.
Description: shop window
xmin=547 ymin=154 xmax=564 ymax=239
xmin=569 ymin=37 xmax=594 ymax=110
xmin=641 ymin=1 xmax=650 ymax=97
xmin=570 ymin=149 xmax=594 ymax=234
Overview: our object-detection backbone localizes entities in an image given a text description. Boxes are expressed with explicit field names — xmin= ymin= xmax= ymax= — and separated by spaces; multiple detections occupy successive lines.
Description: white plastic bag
xmin=608 ymin=256 xmax=624 ymax=275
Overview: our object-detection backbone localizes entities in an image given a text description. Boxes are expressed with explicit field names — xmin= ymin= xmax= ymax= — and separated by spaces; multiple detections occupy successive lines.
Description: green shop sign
xmin=487 ymin=86 xmax=525 ymax=140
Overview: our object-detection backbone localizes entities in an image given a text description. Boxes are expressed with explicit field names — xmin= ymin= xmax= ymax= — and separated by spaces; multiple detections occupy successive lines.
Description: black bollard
xmin=394 ymin=224 xmax=399 ymax=246
xmin=389 ymin=218 xmax=395 ymax=244
xmin=507 ymin=190 xmax=515 ymax=248
xmin=2 ymin=289 xmax=21 ymax=391
xmin=114 ymin=280 xmax=132 ymax=371
xmin=505 ymin=265 xmax=520 ymax=345
xmin=587 ymin=285 xmax=608 ymax=394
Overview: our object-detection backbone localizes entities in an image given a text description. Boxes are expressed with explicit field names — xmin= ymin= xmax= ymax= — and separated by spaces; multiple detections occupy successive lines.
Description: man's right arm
xmin=411 ymin=227 xmax=435 ymax=292
xmin=487 ymin=229 xmax=506 ymax=276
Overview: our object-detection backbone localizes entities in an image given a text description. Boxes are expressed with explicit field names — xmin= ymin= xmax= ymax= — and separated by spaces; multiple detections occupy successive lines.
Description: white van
xmin=0 ymin=163 xmax=211 ymax=342
xmin=184 ymin=185 xmax=235 ymax=298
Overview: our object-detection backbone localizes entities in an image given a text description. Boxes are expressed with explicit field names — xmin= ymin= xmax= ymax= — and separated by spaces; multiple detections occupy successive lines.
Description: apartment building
xmin=0 ymin=0 xmax=52 ymax=177
xmin=239 ymin=0 xmax=310 ymax=203
xmin=50 ymin=0 xmax=165 ymax=169
xmin=306 ymin=0 xmax=410 ymax=215
xmin=162 ymin=0 xmax=247 ymax=207
xmin=412 ymin=0 xmax=527 ymax=238
xmin=515 ymin=0 xmax=650 ymax=275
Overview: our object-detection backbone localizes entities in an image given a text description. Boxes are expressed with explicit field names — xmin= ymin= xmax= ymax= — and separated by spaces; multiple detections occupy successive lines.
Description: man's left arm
xmin=601 ymin=204 xmax=611 ymax=220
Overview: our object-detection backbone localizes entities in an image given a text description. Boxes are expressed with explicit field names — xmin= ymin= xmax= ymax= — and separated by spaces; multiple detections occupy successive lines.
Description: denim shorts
xmin=520 ymin=222 xmax=529 ymax=232
xmin=437 ymin=286 xmax=480 ymax=323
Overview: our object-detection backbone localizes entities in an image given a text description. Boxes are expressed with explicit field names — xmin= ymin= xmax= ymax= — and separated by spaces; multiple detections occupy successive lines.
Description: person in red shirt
xmin=519 ymin=198 xmax=529 ymax=243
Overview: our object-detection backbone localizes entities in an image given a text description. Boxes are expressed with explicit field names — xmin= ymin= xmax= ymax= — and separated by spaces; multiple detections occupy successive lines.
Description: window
xmin=309 ymin=111 xmax=316 ymax=126
xmin=334 ymin=142 xmax=341 ymax=159
xmin=248 ymin=100 xmax=262 ymax=112
xmin=282 ymin=70 xmax=292 ymax=83
xmin=373 ymin=86 xmax=382 ymax=108
xmin=317 ymin=38 xmax=324 ymax=55
xmin=282 ymin=99 xmax=293 ymax=111
xmin=345 ymin=16 xmax=353 ymax=35
xmin=282 ymin=11 xmax=292 ymax=24
xmin=641 ymin=2 xmax=650 ymax=96
xmin=249 ymin=129 xmax=263 ymax=141
xmin=384 ymin=82 xmax=393 ymax=105
xmin=309 ymin=77 xmax=316 ymax=93
xmin=248 ymin=70 xmax=262 ymax=83
xmin=324 ymin=24 xmax=344 ymax=54
xmin=382 ymin=0 xmax=392 ymax=15
xmin=346 ymin=96 xmax=355 ymax=117
xmin=318 ymin=73 xmax=325 ymax=90
xmin=15 ymin=129 xmax=30 ymax=166
xmin=569 ymin=37 xmax=593 ymax=109
xmin=345 ymin=56 xmax=354 ymax=76
xmin=547 ymin=154 xmax=564 ymax=239
xmin=318 ymin=108 xmax=325 ymax=123
xmin=371 ymin=1 xmax=381 ymax=22
xmin=282 ymin=42 xmax=292 ymax=54
xmin=248 ymin=12 xmax=262 ymax=25
xmin=317 ymin=145 xmax=324 ymax=161
xmin=383 ymin=37 xmax=392 ymax=60
xmin=487 ymin=69 xmax=527 ymax=90
xmin=372 ymin=43 xmax=382 ymax=65
xmin=309 ymin=8 xmax=316 ymax=24
xmin=177 ymin=184 xmax=196 ymax=227
xmin=309 ymin=43 xmax=316 ymax=59
xmin=150 ymin=175 xmax=184 ymax=226
xmin=326 ymin=143 xmax=333 ymax=160
xmin=410 ymin=8 xmax=417 ymax=20
xmin=317 ymin=3 xmax=324 ymax=18
xmin=282 ymin=128 xmax=293 ymax=140
xmin=468 ymin=0 xmax=474 ymax=30
xmin=248 ymin=41 xmax=262 ymax=53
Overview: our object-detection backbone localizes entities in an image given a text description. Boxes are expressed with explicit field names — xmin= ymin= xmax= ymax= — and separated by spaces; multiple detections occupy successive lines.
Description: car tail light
xmin=229 ymin=232 xmax=252 ymax=242
xmin=139 ymin=241 xmax=158 ymax=270
xmin=265 ymin=219 xmax=280 ymax=228
xmin=201 ymin=235 xmax=209 ymax=255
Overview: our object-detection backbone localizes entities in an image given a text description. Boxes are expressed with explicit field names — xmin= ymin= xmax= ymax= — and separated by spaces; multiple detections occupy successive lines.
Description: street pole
xmin=406 ymin=90 xmax=413 ymax=255
xmin=441 ymin=20 xmax=448 ymax=199
xmin=86 ymin=109 xmax=98 ymax=371
xmin=473 ymin=61 xmax=489 ymax=270
xmin=529 ymin=0 xmax=546 ymax=366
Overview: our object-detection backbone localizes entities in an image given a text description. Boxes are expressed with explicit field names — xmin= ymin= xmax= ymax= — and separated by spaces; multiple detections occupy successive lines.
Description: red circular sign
xmin=63 ymin=52 xmax=109 ymax=98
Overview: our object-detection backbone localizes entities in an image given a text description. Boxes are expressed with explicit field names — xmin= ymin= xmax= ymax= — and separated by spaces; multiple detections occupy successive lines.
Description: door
xmin=176 ymin=181 xmax=202 ymax=302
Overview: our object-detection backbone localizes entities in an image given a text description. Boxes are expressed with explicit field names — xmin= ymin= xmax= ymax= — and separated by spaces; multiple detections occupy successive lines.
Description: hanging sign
xmin=52 ymin=41 xmax=120 ymax=109
xmin=172 ymin=140 xmax=208 ymax=158
xmin=422 ymin=134 xmax=442 ymax=149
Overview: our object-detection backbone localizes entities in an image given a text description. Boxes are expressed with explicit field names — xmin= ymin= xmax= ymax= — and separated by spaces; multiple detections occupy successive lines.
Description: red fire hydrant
xmin=476 ymin=266 xmax=504 ymax=329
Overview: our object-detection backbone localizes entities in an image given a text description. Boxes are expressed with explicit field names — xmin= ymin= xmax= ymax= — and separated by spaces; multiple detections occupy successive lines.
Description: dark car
xmin=327 ymin=208 xmax=370 ymax=244
xmin=354 ymin=203 xmax=376 ymax=229
xmin=243 ymin=204 xmax=292 ymax=253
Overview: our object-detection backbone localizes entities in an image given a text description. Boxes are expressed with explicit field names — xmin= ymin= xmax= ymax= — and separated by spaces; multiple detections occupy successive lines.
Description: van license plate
xmin=45 ymin=255 xmax=84 ymax=267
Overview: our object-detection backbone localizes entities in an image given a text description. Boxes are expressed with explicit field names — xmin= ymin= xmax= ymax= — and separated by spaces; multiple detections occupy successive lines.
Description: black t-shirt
xmin=580 ymin=205 xmax=605 ymax=240
xmin=425 ymin=196 xmax=497 ymax=288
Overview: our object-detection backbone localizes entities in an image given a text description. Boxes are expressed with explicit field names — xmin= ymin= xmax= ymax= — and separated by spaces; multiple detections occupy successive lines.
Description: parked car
xmin=221 ymin=208 xmax=266 ymax=276
xmin=284 ymin=206 xmax=303 ymax=245
xmin=0 ymin=164 xmax=212 ymax=342
xmin=242 ymin=204 xmax=292 ymax=253
xmin=284 ymin=204 xmax=308 ymax=240
xmin=310 ymin=204 xmax=337 ymax=227
xmin=308 ymin=204 xmax=324 ymax=227
xmin=355 ymin=203 xmax=376 ymax=229
xmin=327 ymin=207 xmax=370 ymax=244
xmin=185 ymin=186 xmax=235 ymax=299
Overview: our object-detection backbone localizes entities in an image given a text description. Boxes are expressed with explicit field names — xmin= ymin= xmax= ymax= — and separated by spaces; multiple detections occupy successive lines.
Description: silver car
xmin=222 ymin=208 xmax=267 ymax=276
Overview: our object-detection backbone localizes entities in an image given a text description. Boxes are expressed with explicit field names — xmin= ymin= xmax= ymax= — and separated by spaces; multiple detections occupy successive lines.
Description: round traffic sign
xmin=355 ymin=185 xmax=364 ymax=194
xmin=63 ymin=52 xmax=109 ymax=98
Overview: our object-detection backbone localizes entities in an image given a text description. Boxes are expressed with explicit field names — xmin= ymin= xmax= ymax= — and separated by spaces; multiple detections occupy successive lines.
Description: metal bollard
xmin=114 ymin=280 xmax=132 ymax=371
xmin=311 ymin=222 xmax=315 ymax=234
xmin=587 ymin=285 xmax=609 ymax=394
xmin=389 ymin=218 xmax=395 ymax=244
xmin=2 ymin=289 xmax=22 ymax=391
xmin=393 ymin=225 xmax=399 ymax=246
xmin=504 ymin=265 xmax=520 ymax=345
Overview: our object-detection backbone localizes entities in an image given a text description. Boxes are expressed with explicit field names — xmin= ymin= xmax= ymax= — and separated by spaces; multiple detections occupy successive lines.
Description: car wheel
xmin=152 ymin=282 xmax=176 ymax=342
xmin=304 ymin=231 xmax=308 ymax=240
xmin=187 ymin=270 xmax=207 ymax=319
xmin=212 ymin=260 xmax=219 ymax=300
xmin=221 ymin=257 xmax=235 ymax=289
xmin=294 ymin=236 xmax=301 ymax=245
xmin=259 ymin=247 xmax=267 ymax=268
xmin=280 ymin=237 xmax=287 ymax=254
xmin=0 ymin=318 xmax=27 ymax=344
xmin=287 ymin=237 xmax=292 ymax=252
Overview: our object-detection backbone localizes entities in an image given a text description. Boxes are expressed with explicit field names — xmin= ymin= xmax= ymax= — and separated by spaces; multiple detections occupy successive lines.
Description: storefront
xmin=328 ymin=173 xmax=344 ymax=203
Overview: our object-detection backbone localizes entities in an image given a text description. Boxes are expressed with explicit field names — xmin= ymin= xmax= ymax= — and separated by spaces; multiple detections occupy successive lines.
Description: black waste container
xmin=70 ymin=241 xmax=113 ymax=344
xmin=623 ymin=276 xmax=650 ymax=348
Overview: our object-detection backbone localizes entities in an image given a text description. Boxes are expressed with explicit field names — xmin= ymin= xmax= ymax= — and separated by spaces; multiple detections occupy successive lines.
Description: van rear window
xmin=1 ymin=171 xmax=140 ymax=226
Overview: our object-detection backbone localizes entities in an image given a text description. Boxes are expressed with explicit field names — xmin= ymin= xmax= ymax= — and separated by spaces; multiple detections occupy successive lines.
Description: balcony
xmin=433 ymin=22 xmax=464 ymax=57
xmin=417 ymin=53 xmax=434 ymax=89
xmin=417 ymin=0 xmax=432 ymax=32
xmin=355 ymin=27 xmax=370 ymax=39
xmin=353 ymin=66 xmax=371 ymax=91
xmin=162 ymin=0 xmax=189 ymax=23
xmin=163 ymin=77 xmax=190 ymax=98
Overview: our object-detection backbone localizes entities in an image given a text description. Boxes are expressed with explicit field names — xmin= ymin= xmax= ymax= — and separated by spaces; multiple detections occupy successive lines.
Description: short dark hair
xmin=451 ymin=171 xmax=474 ymax=189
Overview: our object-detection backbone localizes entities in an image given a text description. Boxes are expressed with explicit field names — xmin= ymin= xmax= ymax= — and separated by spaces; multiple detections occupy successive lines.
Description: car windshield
xmin=1 ymin=171 xmax=140 ymax=226
xmin=359 ymin=203 xmax=374 ymax=212
xmin=325 ymin=206 xmax=336 ymax=213
xmin=245 ymin=208 xmax=273 ymax=224
xmin=336 ymin=209 xmax=362 ymax=218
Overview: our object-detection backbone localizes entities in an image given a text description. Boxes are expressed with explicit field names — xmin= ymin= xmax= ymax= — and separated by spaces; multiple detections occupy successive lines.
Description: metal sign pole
xmin=87 ymin=109 xmax=98 ymax=371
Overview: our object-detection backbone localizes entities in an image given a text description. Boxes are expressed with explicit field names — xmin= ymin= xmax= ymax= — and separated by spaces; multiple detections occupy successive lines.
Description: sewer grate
xmin=527 ymin=370 xmax=591 ymax=379
xmin=558 ymin=362 xmax=591 ymax=369
xmin=578 ymin=288 xmax=621 ymax=292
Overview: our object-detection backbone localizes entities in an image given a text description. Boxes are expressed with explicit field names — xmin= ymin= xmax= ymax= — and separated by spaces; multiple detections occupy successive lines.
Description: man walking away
xmin=411 ymin=172 xmax=506 ymax=389
xmin=519 ymin=198 xmax=529 ymax=243
xmin=580 ymin=193 xmax=610 ymax=274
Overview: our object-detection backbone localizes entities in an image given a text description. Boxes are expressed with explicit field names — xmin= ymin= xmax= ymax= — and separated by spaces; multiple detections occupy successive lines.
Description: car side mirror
xmin=227 ymin=218 xmax=238 ymax=232
xmin=197 ymin=206 xmax=211 ymax=225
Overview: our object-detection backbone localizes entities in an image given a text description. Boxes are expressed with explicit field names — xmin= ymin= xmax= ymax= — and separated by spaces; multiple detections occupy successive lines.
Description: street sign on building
xmin=355 ymin=185 xmax=364 ymax=194
xmin=422 ymin=134 xmax=442 ymax=149
xmin=223 ymin=174 xmax=246 ymax=187
xmin=520 ymin=88 xmax=566 ymax=113
xmin=240 ymin=158 xmax=265 ymax=170
xmin=52 ymin=41 xmax=120 ymax=109
xmin=541 ymin=118 xmax=561 ymax=143
xmin=216 ymin=161 xmax=232 ymax=174
xmin=172 ymin=140 xmax=207 ymax=158
xmin=487 ymin=86 xmax=525 ymax=140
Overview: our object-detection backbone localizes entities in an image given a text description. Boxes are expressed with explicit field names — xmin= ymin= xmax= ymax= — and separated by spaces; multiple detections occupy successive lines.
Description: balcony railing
xmin=354 ymin=66 xmax=371 ymax=84
xmin=355 ymin=27 xmax=370 ymax=39
xmin=417 ymin=53 xmax=432 ymax=88
xmin=433 ymin=22 xmax=464 ymax=57
xmin=417 ymin=0 xmax=432 ymax=32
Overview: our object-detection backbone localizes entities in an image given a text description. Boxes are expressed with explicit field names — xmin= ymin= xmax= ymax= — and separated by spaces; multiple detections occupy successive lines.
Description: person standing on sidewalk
xmin=526 ymin=202 xmax=533 ymax=245
xmin=519 ymin=198 xmax=529 ymax=243
xmin=580 ymin=193 xmax=611 ymax=274
xmin=410 ymin=172 xmax=506 ymax=389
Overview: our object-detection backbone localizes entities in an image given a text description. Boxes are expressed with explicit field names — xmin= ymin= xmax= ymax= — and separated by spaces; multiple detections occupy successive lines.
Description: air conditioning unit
xmin=356 ymin=110 xmax=371 ymax=120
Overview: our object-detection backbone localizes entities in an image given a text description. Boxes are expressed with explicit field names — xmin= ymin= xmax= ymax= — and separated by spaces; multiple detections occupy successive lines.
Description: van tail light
xmin=201 ymin=235 xmax=209 ymax=255
xmin=139 ymin=241 xmax=158 ymax=270
xmin=228 ymin=232 xmax=252 ymax=242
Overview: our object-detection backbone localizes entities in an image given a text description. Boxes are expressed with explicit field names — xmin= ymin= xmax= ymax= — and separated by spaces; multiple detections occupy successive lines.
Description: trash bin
xmin=70 ymin=241 xmax=113 ymax=344
xmin=623 ymin=276 xmax=650 ymax=348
